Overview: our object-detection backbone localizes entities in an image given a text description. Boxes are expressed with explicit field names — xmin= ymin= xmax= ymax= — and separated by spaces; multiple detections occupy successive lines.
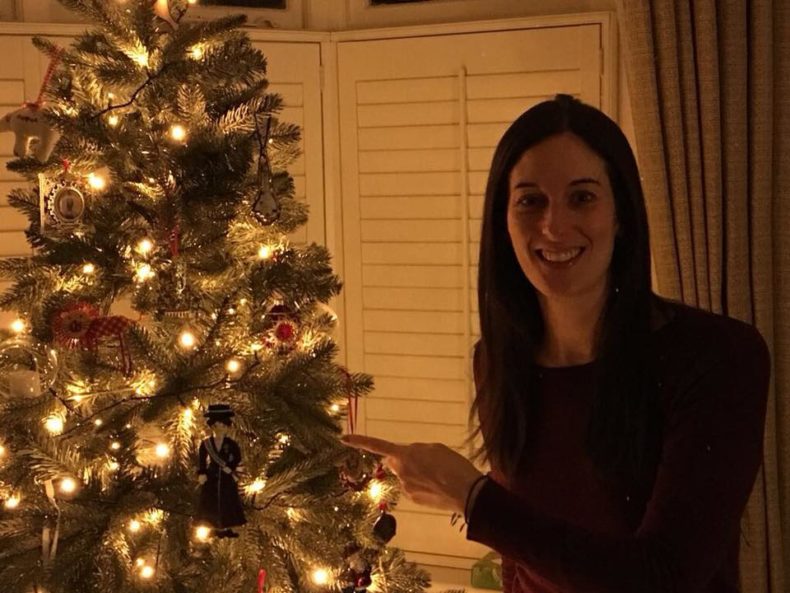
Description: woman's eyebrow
xmin=511 ymin=177 xmax=601 ymax=190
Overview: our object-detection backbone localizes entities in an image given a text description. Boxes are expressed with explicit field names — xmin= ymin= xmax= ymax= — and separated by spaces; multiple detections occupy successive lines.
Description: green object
xmin=471 ymin=552 xmax=503 ymax=590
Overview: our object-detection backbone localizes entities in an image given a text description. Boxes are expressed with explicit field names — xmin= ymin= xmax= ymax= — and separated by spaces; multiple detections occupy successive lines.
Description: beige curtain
xmin=616 ymin=1 xmax=789 ymax=592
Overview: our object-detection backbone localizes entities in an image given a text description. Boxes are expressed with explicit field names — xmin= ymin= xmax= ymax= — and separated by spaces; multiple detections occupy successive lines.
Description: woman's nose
xmin=540 ymin=201 xmax=571 ymax=239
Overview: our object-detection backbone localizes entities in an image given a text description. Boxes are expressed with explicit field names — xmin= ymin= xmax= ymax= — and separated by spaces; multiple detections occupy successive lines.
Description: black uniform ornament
xmin=195 ymin=404 xmax=247 ymax=538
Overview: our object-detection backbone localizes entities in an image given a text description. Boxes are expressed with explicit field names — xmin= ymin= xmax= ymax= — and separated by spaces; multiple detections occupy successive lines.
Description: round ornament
xmin=0 ymin=335 xmax=59 ymax=399
xmin=50 ymin=185 xmax=86 ymax=225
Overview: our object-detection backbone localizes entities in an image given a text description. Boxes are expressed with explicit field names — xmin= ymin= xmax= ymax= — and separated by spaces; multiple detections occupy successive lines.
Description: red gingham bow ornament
xmin=52 ymin=302 xmax=134 ymax=375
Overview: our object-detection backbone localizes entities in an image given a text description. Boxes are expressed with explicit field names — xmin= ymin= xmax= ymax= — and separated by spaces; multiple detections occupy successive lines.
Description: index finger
xmin=341 ymin=434 xmax=403 ymax=457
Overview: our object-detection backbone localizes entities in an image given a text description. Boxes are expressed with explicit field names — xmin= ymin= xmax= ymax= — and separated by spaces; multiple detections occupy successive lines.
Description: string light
xmin=4 ymin=495 xmax=20 ymax=509
xmin=140 ymin=565 xmax=155 ymax=579
xmin=94 ymin=418 xmax=103 ymax=427
xmin=330 ymin=403 xmax=341 ymax=413
xmin=368 ymin=480 xmax=384 ymax=502
xmin=136 ymin=238 xmax=154 ymax=255
xmin=178 ymin=329 xmax=197 ymax=350
xmin=195 ymin=525 xmax=211 ymax=541
xmin=87 ymin=172 xmax=106 ymax=190
xmin=135 ymin=263 xmax=155 ymax=282
xmin=135 ymin=558 xmax=145 ymax=567
xmin=225 ymin=358 xmax=242 ymax=375
xmin=155 ymin=443 xmax=170 ymax=459
xmin=107 ymin=114 xmax=120 ymax=127
xmin=129 ymin=48 xmax=149 ymax=68
xmin=10 ymin=318 xmax=25 ymax=333
xmin=311 ymin=568 xmax=330 ymax=586
xmin=128 ymin=519 xmax=141 ymax=532
xmin=257 ymin=245 xmax=273 ymax=260
xmin=250 ymin=342 xmax=264 ymax=352
xmin=189 ymin=45 xmax=205 ymax=60
xmin=107 ymin=460 xmax=120 ymax=472
xmin=44 ymin=415 xmax=65 ymax=435
xmin=246 ymin=478 xmax=266 ymax=495
xmin=170 ymin=124 xmax=187 ymax=142
xmin=110 ymin=441 xmax=121 ymax=451
xmin=59 ymin=477 xmax=78 ymax=494
xmin=0 ymin=444 xmax=5 ymax=457
xmin=82 ymin=263 xmax=95 ymax=274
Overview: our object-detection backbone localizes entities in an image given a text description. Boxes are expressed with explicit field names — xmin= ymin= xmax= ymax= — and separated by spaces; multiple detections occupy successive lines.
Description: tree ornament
xmin=0 ymin=48 xmax=63 ymax=162
xmin=153 ymin=0 xmax=179 ymax=30
xmin=341 ymin=545 xmax=373 ymax=593
xmin=252 ymin=116 xmax=280 ymax=225
xmin=372 ymin=503 xmax=397 ymax=543
xmin=196 ymin=404 xmax=247 ymax=538
xmin=0 ymin=104 xmax=61 ymax=162
xmin=51 ymin=302 xmax=134 ymax=375
xmin=259 ymin=302 xmax=299 ymax=353
xmin=39 ymin=170 xmax=92 ymax=236
xmin=0 ymin=335 xmax=59 ymax=399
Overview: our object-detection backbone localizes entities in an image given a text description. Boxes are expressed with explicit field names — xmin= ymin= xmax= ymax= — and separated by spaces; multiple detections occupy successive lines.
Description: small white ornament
xmin=0 ymin=105 xmax=61 ymax=162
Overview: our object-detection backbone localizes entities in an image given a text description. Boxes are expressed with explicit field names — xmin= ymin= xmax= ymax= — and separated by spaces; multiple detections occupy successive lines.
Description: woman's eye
xmin=515 ymin=194 xmax=545 ymax=208
xmin=571 ymin=190 xmax=595 ymax=204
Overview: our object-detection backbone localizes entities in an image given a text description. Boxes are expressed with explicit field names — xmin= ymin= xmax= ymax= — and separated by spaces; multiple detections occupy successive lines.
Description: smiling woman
xmin=343 ymin=94 xmax=771 ymax=593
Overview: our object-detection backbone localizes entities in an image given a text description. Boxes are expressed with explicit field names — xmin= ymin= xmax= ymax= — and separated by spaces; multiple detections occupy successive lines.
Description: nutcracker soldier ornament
xmin=195 ymin=404 xmax=247 ymax=538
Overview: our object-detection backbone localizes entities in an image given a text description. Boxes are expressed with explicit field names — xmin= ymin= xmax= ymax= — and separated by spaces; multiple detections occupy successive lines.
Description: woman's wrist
xmin=464 ymin=474 xmax=489 ymax=523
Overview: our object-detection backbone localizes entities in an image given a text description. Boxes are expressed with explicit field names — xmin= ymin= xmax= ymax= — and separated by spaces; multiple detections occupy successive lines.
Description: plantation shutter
xmin=337 ymin=24 xmax=602 ymax=568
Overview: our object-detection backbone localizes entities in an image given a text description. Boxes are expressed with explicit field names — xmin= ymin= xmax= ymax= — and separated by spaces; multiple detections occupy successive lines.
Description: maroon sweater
xmin=467 ymin=303 xmax=770 ymax=593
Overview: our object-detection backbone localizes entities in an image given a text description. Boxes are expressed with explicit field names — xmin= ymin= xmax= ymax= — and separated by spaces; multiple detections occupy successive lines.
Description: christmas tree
xmin=0 ymin=2 xmax=430 ymax=592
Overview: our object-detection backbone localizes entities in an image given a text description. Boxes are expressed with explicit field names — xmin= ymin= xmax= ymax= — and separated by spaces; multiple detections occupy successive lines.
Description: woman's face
xmin=506 ymin=132 xmax=619 ymax=303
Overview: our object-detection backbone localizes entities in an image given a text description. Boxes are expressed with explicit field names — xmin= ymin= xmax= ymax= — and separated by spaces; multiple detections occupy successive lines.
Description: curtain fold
xmin=616 ymin=1 xmax=788 ymax=591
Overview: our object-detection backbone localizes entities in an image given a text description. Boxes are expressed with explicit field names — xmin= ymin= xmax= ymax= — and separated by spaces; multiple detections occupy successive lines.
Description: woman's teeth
xmin=538 ymin=248 xmax=583 ymax=263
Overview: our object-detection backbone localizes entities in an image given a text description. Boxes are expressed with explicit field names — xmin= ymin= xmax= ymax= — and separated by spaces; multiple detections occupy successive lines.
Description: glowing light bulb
xmin=135 ymin=558 xmax=145 ymax=567
xmin=189 ymin=45 xmax=204 ymax=60
xmin=187 ymin=0 xmax=197 ymax=4
xmin=257 ymin=245 xmax=272 ymax=260
xmin=146 ymin=509 xmax=164 ymax=524
xmin=59 ymin=477 xmax=77 ymax=494
xmin=107 ymin=114 xmax=120 ymax=127
xmin=250 ymin=342 xmax=264 ymax=352
xmin=368 ymin=480 xmax=383 ymax=502
xmin=179 ymin=330 xmax=197 ymax=349
xmin=44 ymin=416 xmax=64 ymax=435
xmin=107 ymin=460 xmax=120 ymax=471
xmin=225 ymin=358 xmax=242 ymax=375
xmin=195 ymin=525 xmax=211 ymax=541
xmin=286 ymin=507 xmax=299 ymax=521
xmin=94 ymin=418 xmax=103 ymax=427
xmin=140 ymin=565 xmax=155 ymax=579
xmin=330 ymin=403 xmax=341 ymax=413
xmin=135 ymin=263 xmax=154 ymax=282
xmin=4 ymin=495 xmax=20 ymax=509
xmin=128 ymin=519 xmax=141 ymax=532
xmin=136 ymin=238 xmax=154 ymax=254
xmin=110 ymin=441 xmax=121 ymax=451
xmin=278 ymin=433 xmax=290 ymax=445
xmin=10 ymin=318 xmax=25 ymax=333
xmin=82 ymin=263 xmax=95 ymax=274
xmin=87 ymin=173 xmax=106 ymax=190
xmin=170 ymin=124 xmax=187 ymax=142
xmin=155 ymin=443 xmax=170 ymax=459
xmin=0 ymin=444 xmax=5 ymax=457
xmin=311 ymin=568 xmax=330 ymax=586
xmin=246 ymin=478 xmax=266 ymax=494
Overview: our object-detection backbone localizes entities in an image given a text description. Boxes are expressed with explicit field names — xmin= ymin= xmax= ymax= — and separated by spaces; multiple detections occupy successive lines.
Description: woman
xmin=342 ymin=95 xmax=770 ymax=592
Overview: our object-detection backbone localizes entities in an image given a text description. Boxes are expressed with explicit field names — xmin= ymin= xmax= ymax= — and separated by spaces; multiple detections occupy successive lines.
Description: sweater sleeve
xmin=467 ymin=323 xmax=770 ymax=593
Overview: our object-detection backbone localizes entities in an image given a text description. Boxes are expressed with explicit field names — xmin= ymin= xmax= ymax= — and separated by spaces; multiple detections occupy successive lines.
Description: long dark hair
xmin=471 ymin=94 xmax=664 ymax=499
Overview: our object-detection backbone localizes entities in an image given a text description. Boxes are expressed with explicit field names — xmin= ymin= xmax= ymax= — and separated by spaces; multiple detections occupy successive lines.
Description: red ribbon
xmin=29 ymin=47 xmax=64 ymax=107
xmin=257 ymin=569 xmax=267 ymax=593
xmin=169 ymin=222 xmax=180 ymax=257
